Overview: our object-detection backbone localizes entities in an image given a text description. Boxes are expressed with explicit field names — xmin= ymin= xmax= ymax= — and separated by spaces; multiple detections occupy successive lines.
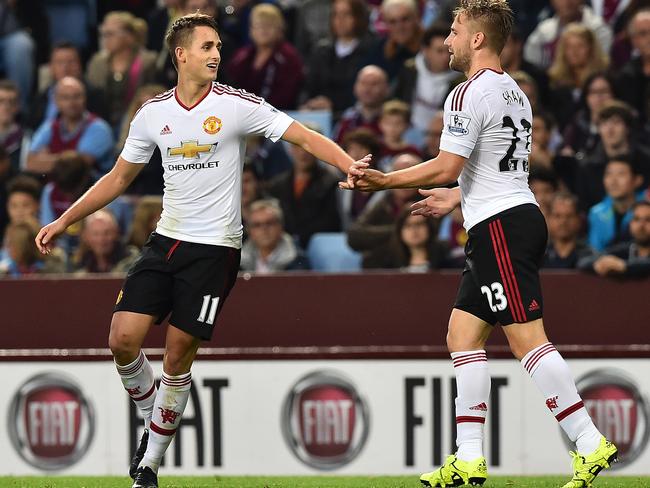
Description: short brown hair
xmin=381 ymin=99 xmax=411 ymax=123
xmin=166 ymin=13 xmax=219 ymax=70
xmin=454 ymin=0 xmax=513 ymax=54
xmin=597 ymin=100 xmax=636 ymax=128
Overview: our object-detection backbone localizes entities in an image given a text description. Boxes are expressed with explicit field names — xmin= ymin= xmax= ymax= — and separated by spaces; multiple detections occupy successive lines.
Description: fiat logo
xmin=8 ymin=372 xmax=95 ymax=470
xmin=282 ymin=370 xmax=370 ymax=469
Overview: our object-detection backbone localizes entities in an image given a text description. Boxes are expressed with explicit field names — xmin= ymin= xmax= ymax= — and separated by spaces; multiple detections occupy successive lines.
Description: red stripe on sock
xmin=556 ymin=401 xmax=585 ymax=422
xmin=494 ymin=220 xmax=527 ymax=322
xmin=489 ymin=221 xmax=522 ymax=322
xmin=453 ymin=358 xmax=488 ymax=368
xmin=456 ymin=416 xmax=486 ymax=424
xmin=150 ymin=421 xmax=177 ymax=436
xmin=119 ymin=353 xmax=144 ymax=376
xmin=132 ymin=384 xmax=156 ymax=401
xmin=524 ymin=343 xmax=556 ymax=373
xmin=452 ymin=352 xmax=487 ymax=362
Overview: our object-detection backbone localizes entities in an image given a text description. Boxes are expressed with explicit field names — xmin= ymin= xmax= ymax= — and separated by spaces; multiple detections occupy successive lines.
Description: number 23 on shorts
xmin=480 ymin=281 xmax=508 ymax=312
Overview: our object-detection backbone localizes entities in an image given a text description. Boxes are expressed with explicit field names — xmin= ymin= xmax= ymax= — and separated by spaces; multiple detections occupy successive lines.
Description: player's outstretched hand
xmin=35 ymin=219 xmax=67 ymax=255
xmin=340 ymin=154 xmax=372 ymax=190
xmin=411 ymin=188 xmax=459 ymax=218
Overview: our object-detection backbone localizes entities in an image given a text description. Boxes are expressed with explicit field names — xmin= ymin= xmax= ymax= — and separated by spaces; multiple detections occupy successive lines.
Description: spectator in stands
xmin=529 ymin=167 xmax=560 ymax=218
xmin=544 ymin=192 xmax=594 ymax=268
xmin=524 ymin=0 xmax=612 ymax=71
xmin=266 ymin=131 xmax=341 ymax=248
xmin=437 ymin=204 xmax=467 ymax=268
xmin=500 ymin=27 xmax=550 ymax=104
xmin=227 ymin=4 xmax=304 ymax=110
xmin=363 ymin=207 xmax=448 ymax=271
xmin=615 ymin=8 xmax=650 ymax=128
xmin=147 ymin=0 xmax=183 ymax=53
xmin=242 ymin=162 xmax=266 ymax=239
xmin=0 ymin=80 xmax=22 ymax=171
xmin=294 ymin=0 xmax=333 ymax=59
xmin=393 ymin=23 xmax=459 ymax=133
xmin=0 ymin=1 xmax=36 ymax=110
xmin=579 ymin=200 xmax=650 ymax=278
xmin=365 ymin=0 xmax=422 ymax=82
xmin=240 ymin=198 xmax=310 ymax=273
xmin=561 ymin=72 xmax=616 ymax=157
xmin=575 ymin=100 xmax=650 ymax=210
xmin=0 ymin=218 xmax=65 ymax=277
xmin=347 ymin=153 xmax=420 ymax=252
xmin=339 ymin=128 xmax=383 ymax=228
xmin=0 ymin=147 xmax=9 ymax=237
xmin=5 ymin=174 xmax=41 ymax=226
xmin=72 ymin=209 xmax=139 ymax=274
xmin=126 ymin=196 xmax=163 ymax=249
xmin=27 ymin=77 xmax=115 ymax=181
xmin=422 ymin=111 xmax=444 ymax=159
xmin=547 ymin=23 xmax=610 ymax=129
xmin=87 ymin=11 xmax=158 ymax=131
xmin=29 ymin=42 xmax=108 ymax=131
xmin=377 ymin=99 xmax=421 ymax=171
xmin=39 ymin=152 xmax=92 ymax=259
xmin=38 ymin=152 xmax=90 ymax=221
xmin=302 ymin=0 xmax=376 ymax=118
xmin=588 ymin=157 xmax=645 ymax=251
xmin=530 ymin=111 xmax=558 ymax=171
xmin=117 ymin=84 xmax=166 ymax=196
xmin=0 ymin=174 xmax=40 ymax=258
xmin=333 ymin=65 xmax=389 ymax=144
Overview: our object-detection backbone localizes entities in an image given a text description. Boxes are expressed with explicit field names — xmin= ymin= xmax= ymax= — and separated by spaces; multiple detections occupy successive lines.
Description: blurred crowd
xmin=0 ymin=0 xmax=649 ymax=279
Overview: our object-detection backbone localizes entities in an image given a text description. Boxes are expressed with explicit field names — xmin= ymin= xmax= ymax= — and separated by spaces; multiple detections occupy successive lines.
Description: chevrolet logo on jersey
xmin=167 ymin=140 xmax=218 ymax=159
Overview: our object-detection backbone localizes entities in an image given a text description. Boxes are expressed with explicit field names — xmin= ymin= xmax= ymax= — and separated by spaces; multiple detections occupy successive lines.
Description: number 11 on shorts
xmin=198 ymin=295 xmax=220 ymax=324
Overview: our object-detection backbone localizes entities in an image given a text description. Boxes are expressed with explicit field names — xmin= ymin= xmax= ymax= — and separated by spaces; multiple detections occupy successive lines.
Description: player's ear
xmin=473 ymin=31 xmax=486 ymax=50
xmin=175 ymin=46 xmax=186 ymax=65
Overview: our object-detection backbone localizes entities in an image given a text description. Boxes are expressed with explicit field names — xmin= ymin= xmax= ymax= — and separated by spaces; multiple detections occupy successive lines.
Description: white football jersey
xmin=120 ymin=82 xmax=293 ymax=248
xmin=439 ymin=68 xmax=538 ymax=230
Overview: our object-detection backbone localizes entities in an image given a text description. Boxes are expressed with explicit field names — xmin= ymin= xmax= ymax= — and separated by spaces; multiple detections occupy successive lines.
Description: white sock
xmin=451 ymin=350 xmax=490 ymax=461
xmin=141 ymin=371 xmax=192 ymax=473
xmin=522 ymin=342 xmax=602 ymax=454
xmin=116 ymin=351 xmax=157 ymax=430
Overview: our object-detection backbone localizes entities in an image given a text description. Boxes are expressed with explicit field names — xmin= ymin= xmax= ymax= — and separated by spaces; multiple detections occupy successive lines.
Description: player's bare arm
xmin=411 ymin=186 xmax=462 ymax=218
xmin=281 ymin=121 xmax=370 ymax=187
xmin=341 ymin=150 xmax=466 ymax=191
xmin=35 ymin=157 xmax=144 ymax=254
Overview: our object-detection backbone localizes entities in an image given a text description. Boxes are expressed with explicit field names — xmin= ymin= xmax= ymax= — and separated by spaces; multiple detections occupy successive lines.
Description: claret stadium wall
xmin=1 ymin=272 xmax=649 ymax=475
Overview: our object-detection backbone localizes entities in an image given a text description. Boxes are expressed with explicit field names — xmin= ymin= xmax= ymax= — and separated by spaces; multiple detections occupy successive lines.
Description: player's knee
xmin=108 ymin=326 xmax=139 ymax=361
xmin=162 ymin=351 xmax=192 ymax=376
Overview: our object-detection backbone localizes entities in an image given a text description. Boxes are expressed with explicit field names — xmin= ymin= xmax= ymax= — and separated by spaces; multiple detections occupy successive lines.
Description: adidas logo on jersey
xmin=469 ymin=402 xmax=488 ymax=411
xmin=160 ymin=125 xmax=172 ymax=135
xmin=528 ymin=299 xmax=540 ymax=312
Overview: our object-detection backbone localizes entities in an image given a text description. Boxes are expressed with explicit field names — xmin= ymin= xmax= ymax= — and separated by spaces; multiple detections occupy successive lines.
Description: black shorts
xmin=454 ymin=204 xmax=548 ymax=326
xmin=114 ymin=232 xmax=241 ymax=340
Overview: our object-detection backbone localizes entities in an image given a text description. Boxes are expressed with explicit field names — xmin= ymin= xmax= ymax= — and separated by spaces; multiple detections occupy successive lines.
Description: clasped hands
xmin=340 ymin=154 xmax=458 ymax=218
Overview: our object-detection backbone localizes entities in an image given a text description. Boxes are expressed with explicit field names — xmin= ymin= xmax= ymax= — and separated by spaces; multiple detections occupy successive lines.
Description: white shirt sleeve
xmin=119 ymin=106 xmax=157 ymax=164
xmin=236 ymin=94 xmax=294 ymax=142
xmin=439 ymin=85 xmax=486 ymax=159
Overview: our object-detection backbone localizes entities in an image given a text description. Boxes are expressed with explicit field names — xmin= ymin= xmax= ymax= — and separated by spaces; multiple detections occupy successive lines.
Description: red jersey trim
xmin=174 ymin=84 xmax=212 ymax=111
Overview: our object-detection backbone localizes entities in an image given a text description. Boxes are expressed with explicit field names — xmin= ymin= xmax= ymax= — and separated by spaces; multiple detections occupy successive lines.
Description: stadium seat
xmin=306 ymin=232 xmax=362 ymax=272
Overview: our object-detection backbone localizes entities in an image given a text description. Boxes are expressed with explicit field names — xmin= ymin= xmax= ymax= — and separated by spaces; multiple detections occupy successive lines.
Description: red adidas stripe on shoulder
xmin=213 ymin=83 xmax=263 ymax=104
xmin=134 ymin=90 xmax=174 ymax=117
xmin=451 ymin=69 xmax=487 ymax=111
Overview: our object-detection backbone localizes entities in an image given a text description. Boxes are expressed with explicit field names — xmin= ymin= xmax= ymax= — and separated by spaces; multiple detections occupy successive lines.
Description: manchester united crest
xmin=203 ymin=116 xmax=222 ymax=135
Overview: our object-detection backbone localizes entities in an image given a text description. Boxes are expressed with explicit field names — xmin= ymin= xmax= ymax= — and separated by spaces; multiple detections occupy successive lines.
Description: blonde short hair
xmin=250 ymin=4 xmax=285 ymax=31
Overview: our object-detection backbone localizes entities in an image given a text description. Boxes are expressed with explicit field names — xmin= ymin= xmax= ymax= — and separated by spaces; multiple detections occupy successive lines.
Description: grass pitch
xmin=1 ymin=476 xmax=650 ymax=488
